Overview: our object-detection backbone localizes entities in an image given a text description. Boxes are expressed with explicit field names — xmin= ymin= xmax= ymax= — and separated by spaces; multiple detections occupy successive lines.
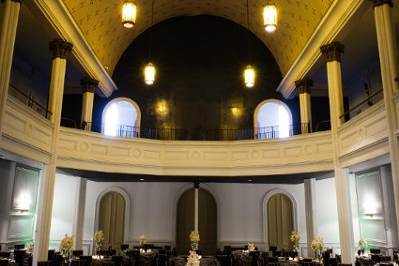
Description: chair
xmin=370 ymin=249 xmax=381 ymax=254
xmin=72 ymin=250 xmax=84 ymax=257
xmin=14 ymin=244 xmax=25 ymax=250
xmin=38 ymin=261 xmax=49 ymax=266
xmin=0 ymin=252 xmax=10 ymax=259
xmin=80 ymin=255 xmax=93 ymax=266
xmin=121 ymin=244 xmax=129 ymax=251
xmin=14 ymin=249 xmax=27 ymax=266
xmin=0 ymin=260 xmax=8 ymax=266
xmin=112 ymin=255 xmax=124 ymax=266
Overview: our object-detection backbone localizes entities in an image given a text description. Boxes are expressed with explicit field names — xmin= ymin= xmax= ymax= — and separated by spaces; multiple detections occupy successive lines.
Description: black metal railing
xmin=340 ymin=88 xmax=383 ymax=120
xmin=68 ymin=121 xmax=314 ymax=141
xmin=8 ymin=83 xmax=51 ymax=119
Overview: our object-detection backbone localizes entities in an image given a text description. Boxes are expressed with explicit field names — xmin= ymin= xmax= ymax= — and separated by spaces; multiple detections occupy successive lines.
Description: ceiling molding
xmin=29 ymin=0 xmax=117 ymax=97
xmin=276 ymin=0 xmax=365 ymax=99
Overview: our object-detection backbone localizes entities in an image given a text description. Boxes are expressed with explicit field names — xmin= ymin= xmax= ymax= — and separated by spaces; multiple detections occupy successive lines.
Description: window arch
xmin=102 ymin=97 xmax=141 ymax=137
xmin=254 ymin=99 xmax=293 ymax=139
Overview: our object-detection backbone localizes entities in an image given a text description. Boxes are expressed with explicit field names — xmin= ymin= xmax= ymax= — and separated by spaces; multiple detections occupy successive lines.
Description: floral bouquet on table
xmin=139 ymin=235 xmax=146 ymax=246
xmin=189 ymin=230 xmax=200 ymax=251
xmin=290 ymin=231 xmax=300 ymax=252
xmin=311 ymin=237 xmax=324 ymax=262
xmin=94 ymin=230 xmax=105 ymax=254
xmin=186 ymin=250 xmax=201 ymax=266
xmin=247 ymin=242 xmax=256 ymax=252
xmin=357 ymin=239 xmax=367 ymax=255
xmin=27 ymin=241 xmax=34 ymax=253
xmin=60 ymin=234 xmax=73 ymax=259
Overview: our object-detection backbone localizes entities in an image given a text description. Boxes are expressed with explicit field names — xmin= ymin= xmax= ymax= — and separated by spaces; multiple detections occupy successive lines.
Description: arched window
xmin=254 ymin=99 xmax=292 ymax=139
xmin=102 ymin=97 xmax=141 ymax=137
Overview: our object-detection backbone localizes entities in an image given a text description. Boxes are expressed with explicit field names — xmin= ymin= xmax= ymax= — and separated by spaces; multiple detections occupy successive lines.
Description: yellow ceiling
xmin=63 ymin=0 xmax=334 ymax=75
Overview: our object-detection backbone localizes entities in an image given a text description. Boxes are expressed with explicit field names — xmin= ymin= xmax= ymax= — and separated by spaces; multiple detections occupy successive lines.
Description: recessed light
xmin=139 ymin=178 xmax=145 ymax=181
xmin=248 ymin=179 xmax=253 ymax=182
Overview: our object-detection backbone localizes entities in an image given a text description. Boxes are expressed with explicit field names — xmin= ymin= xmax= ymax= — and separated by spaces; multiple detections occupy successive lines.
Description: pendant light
xmin=243 ymin=0 xmax=256 ymax=88
xmin=144 ymin=0 xmax=157 ymax=85
xmin=263 ymin=3 xmax=277 ymax=33
xmin=122 ymin=1 xmax=137 ymax=28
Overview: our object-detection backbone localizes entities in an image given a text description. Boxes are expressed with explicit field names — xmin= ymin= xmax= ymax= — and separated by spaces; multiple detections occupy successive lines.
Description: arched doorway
xmin=254 ymin=99 xmax=293 ymax=139
xmin=176 ymin=188 xmax=217 ymax=255
xmin=102 ymin=97 xmax=141 ymax=137
xmin=98 ymin=192 xmax=126 ymax=250
xmin=267 ymin=193 xmax=294 ymax=250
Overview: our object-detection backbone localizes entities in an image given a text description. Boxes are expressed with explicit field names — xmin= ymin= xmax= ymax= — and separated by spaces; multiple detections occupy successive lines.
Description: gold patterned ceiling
xmin=63 ymin=0 xmax=334 ymax=75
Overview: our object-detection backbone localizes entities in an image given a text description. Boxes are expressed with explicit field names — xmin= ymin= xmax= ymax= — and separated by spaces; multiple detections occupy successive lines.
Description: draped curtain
xmin=267 ymin=193 xmax=293 ymax=250
xmin=99 ymin=192 xmax=126 ymax=250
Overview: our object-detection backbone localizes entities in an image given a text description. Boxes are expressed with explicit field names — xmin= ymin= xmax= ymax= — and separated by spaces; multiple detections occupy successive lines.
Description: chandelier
xmin=144 ymin=62 xmax=156 ymax=85
xmin=122 ymin=1 xmax=137 ymax=28
xmin=244 ymin=65 xmax=256 ymax=88
xmin=263 ymin=4 xmax=277 ymax=33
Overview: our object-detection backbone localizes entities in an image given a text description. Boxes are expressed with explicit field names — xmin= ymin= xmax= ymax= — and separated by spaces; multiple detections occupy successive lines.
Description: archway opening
xmin=98 ymin=191 xmax=126 ymax=251
xmin=255 ymin=100 xmax=292 ymax=139
xmin=176 ymin=188 xmax=217 ymax=255
xmin=102 ymin=98 xmax=140 ymax=137
xmin=267 ymin=193 xmax=294 ymax=251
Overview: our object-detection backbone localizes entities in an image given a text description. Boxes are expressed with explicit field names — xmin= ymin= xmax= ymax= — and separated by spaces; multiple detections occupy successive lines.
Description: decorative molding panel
xmin=338 ymin=101 xmax=389 ymax=165
xmin=1 ymin=97 xmax=52 ymax=163
xmin=57 ymin=129 xmax=334 ymax=176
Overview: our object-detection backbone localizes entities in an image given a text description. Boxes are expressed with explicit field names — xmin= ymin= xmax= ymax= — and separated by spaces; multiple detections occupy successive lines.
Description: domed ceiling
xmin=62 ymin=0 xmax=334 ymax=75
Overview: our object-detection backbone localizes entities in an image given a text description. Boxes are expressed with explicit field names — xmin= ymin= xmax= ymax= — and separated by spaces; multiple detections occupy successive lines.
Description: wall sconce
xmin=230 ymin=107 xmax=242 ymax=117
xmin=155 ymin=100 xmax=169 ymax=117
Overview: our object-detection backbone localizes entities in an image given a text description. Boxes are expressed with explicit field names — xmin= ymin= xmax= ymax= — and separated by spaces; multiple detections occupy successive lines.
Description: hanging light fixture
xmin=144 ymin=0 xmax=157 ymax=85
xmin=122 ymin=1 xmax=137 ymax=28
xmin=144 ymin=62 xmax=156 ymax=85
xmin=263 ymin=4 xmax=277 ymax=33
xmin=244 ymin=65 xmax=256 ymax=88
xmin=243 ymin=0 xmax=256 ymax=88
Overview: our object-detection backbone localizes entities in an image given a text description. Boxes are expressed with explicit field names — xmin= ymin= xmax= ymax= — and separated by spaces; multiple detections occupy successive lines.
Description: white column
xmin=80 ymin=78 xmax=98 ymax=130
xmin=0 ymin=0 xmax=21 ymax=136
xmin=34 ymin=39 xmax=72 ymax=264
xmin=194 ymin=182 xmax=199 ymax=232
xmin=321 ymin=42 xmax=354 ymax=264
xmin=372 ymin=0 xmax=399 ymax=242
xmin=304 ymin=178 xmax=317 ymax=257
xmin=296 ymin=78 xmax=313 ymax=133
xmin=72 ymin=178 xmax=87 ymax=250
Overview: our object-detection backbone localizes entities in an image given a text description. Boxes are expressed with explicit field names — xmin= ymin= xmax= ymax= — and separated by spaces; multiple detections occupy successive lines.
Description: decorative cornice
xmin=81 ymin=77 xmax=99 ymax=93
xmin=49 ymin=39 xmax=72 ymax=59
xmin=1 ymin=0 xmax=22 ymax=3
xmin=320 ymin=42 xmax=344 ymax=62
xmin=295 ymin=78 xmax=314 ymax=94
xmin=368 ymin=0 xmax=393 ymax=8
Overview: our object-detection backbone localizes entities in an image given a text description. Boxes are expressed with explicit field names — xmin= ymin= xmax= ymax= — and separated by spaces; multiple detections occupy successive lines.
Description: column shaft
xmin=81 ymin=91 xmax=94 ymax=130
xmin=304 ymin=178 xmax=317 ymax=257
xmin=73 ymin=178 xmax=87 ymax=250
xmin=373 ymin=1 xmax=399 ymax=242
xmin=299 ymin=92 xmax=312 ymax=133
xmin=194 ymin=187 xmax=199 ymax=232
xmin=0 ymin=0 xmax=21 ymax=136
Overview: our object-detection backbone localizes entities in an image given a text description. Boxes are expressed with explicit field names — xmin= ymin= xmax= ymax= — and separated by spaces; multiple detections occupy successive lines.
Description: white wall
xmin=49 ymin=174 xmax=79 ymax=249
xmin=314 ymin=178 xmax=340 ymax=247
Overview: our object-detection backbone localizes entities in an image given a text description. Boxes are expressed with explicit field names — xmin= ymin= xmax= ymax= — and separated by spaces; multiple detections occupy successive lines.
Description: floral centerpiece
xmin=290 ymin=231 xmax=300 ymax=252
xmin=94 ymin=230 xmax=105 ymax=254
xmin=186 ymin=250 xmax=201 ymax=266
xmin=357 ymin=239 xmax=367 ymax=255
xmin=139 ymin=235 xmax=146 ymax=246
xmin=27 ymin=241 xmax=34 ymax=253
xmin=248 ymin=242 xmax=256 ymax=252
xmin=60 ymin=234 xmax=73 ymax=259
xmin=311 ymin=237 xmax=324 ymax=262
xmin=189 ymin=230 xmax=200 ymax=251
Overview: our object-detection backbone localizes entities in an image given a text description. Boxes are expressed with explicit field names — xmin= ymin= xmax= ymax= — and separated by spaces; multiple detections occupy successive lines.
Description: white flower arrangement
xmin=94 ymin=230 xmax=105 ymax=252
xmin=27 ymin=241 xmax=34 ymax=253
xmin=60 ymin=234 xmax=73 ymax=258
xmin=290 ymin=231 xmax=300 ymax=251
xmin=358 ymin=239 xmax=368 ymax=250
xmin=186 ymin=250 xmax=201 ymax=266
xmin=139 ymin=234 xmax=146 ymax=246
xmin=248 ymin=242 xmax=256 ymax=252
xmin=311 ymin=237 xmax=324 ymax=262
xmin=189 ymin=231 xmax=200 ymax=251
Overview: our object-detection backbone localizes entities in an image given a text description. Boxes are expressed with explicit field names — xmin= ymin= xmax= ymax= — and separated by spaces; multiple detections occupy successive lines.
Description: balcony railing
xmin=8 ymin=83 xmax=51 ymax=119
xmin=66 ymin=121 xmax=313 ymax=141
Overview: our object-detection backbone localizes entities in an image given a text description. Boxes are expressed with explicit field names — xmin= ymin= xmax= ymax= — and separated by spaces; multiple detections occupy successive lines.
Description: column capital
xmin=80 ymin=77 xmax=99 ymax=93
xmin=295 ymin=77 xmax=313 ymax=94
xmin=320 ymin=42 xmax=344 ymax=62
xmin=368 ymin=0 xmax=393 ymax=8
xmin=49 ymin=39 xmax=72 ymax=59
xmin=1 ymin=0 xmax=22 ymax=3
xmin=194 ymin=181 xmax=200 ymax=189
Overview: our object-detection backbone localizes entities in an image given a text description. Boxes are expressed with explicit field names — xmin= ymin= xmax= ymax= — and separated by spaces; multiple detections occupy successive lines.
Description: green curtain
xmin=99 ymin=192 xmax=125 ymax=250
xmin=267 ymin=193 xmax=293 ymax=250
